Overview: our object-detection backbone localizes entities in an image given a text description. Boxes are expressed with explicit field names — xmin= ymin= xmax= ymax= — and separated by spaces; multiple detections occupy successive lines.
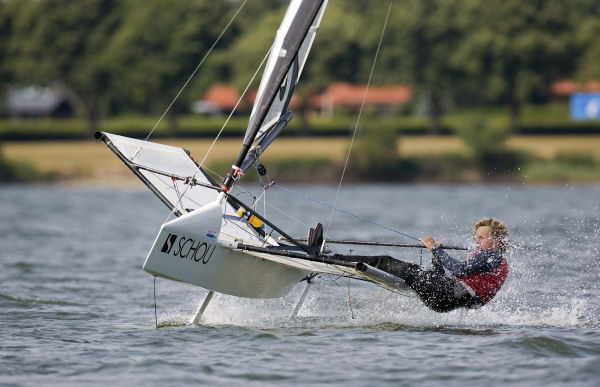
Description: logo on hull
xmin=161 ymin=234 xmax=177 ymax=253
xmin=160 ymin=233 xmax=216 ymax=264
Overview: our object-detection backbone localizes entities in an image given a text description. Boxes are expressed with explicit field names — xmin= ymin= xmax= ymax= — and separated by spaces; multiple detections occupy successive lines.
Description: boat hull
xmin=143 ymin=200 xmax=310 ymax=298
xmin=144 ymin=243 xmax=309 ymax=299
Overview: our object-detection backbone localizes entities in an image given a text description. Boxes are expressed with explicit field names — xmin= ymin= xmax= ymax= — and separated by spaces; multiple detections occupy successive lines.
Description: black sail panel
xmin=223 ymin=0 xmax=327 ymax=190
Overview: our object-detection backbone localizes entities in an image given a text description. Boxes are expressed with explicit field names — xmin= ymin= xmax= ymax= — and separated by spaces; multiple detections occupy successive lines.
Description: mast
xmin=222 ymin=0 xmax=327 ymax=192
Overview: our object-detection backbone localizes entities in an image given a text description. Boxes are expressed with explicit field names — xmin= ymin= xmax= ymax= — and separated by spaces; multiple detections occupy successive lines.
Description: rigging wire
xmin=201 ymin=165 xmax=225 ymax=181
xmin=199 ymin=48 xmax=272 ymax=167
xmin=250 ymin=191 xmax=312 ymax=230
xmin=172 ymin=178 xmax=181 ymax=203
xmin=321 ymin=2 xmax=399 ymax=251
xmin=226 ymin=183 xmax=313 ymax=230
xmin=347 ymin=276 xmax=355 ymax=319
xmin=184 ymin=171 xmax=418 ymax=245
xmin=160 ymin=173 xmax=197 ymax=225
xmin=153 ymin=276 xmax=158 ymax=328
xmin=274 ymin=183 xmax=420 ymax=241
xmin=145 ymin=0 xmax=248 ymax=141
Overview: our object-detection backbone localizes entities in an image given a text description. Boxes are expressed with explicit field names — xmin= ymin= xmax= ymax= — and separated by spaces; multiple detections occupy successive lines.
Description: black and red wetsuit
xmin=337 ymin=247 xmax=508 ymax=313
xmin=432 ymin=247 xmax=509 ymax=306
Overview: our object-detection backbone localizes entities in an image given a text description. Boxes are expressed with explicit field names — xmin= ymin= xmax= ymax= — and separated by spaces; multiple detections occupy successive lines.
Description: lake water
xmin=1 ymin=183 xmax=599 ymax=386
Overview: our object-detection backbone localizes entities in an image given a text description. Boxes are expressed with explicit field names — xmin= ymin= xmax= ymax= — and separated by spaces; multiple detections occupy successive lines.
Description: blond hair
xmin=473 ymin=217 xmax=509 ymax=252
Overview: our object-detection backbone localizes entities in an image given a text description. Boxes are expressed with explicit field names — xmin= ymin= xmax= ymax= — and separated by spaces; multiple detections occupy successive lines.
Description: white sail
xmin=98 ymin=133 xmax=217 ymax=214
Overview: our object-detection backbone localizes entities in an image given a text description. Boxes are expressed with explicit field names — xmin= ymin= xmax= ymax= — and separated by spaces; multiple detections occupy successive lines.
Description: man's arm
xmin=432 ymin=247 xmax=504 ymax=277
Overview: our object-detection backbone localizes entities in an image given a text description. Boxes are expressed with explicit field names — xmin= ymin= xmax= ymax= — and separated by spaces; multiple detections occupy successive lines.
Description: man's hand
xmin=419 ymin=237 xmax=439 ymax=250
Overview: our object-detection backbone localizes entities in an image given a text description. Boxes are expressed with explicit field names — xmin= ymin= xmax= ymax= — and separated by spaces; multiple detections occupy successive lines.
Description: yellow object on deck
xmin=237 ymin=208 xmax=264 ymax=229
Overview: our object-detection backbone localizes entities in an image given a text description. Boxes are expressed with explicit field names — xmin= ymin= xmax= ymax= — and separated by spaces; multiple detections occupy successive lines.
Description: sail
xmin=248 ymin=0 xmax=328 ymax=146
xmin=224 ymin=0 xmax=328 ymax=190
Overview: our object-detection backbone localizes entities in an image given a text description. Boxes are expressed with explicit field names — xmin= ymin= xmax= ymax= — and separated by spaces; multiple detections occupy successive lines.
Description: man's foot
xmin=308 ymin=223 xmax=323 ymax=250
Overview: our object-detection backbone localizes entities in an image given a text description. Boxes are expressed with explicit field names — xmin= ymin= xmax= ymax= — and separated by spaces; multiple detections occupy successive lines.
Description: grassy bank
xmin=0 ymin=145 xmax=55 ymax=182
xmin=2 ymin=135 xmax=600 ymax=184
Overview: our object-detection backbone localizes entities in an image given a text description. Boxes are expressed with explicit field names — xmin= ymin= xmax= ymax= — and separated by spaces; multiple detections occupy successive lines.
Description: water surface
xmin=1 ymin=184 xmax=598 ymax=386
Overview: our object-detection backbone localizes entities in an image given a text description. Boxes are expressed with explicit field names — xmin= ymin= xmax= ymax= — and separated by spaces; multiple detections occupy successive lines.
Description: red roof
xmin=551 ymin=80 xmax=600 ymax=96
xmin=312 ymin=82 xmax=413 ymax=107
xmin=203 ymin=84 xmax=239 ymax=110
xmin=202 ymin=82 xmax=413 ymax=112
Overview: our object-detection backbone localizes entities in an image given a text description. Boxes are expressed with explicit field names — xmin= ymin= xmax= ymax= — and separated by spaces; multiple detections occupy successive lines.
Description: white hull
xmin=144 ymin=244 xmax=310 ymax=299
xmin=143 ymin=198 xmax=354 ymax=298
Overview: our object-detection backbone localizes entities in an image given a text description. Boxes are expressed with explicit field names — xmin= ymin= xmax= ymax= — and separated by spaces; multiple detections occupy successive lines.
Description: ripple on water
xmin=0 ymin=292 xmax=80 ymax=307
xmin=518 ymin=336 xmax=578 ymax=357
xmin=251 ymin=332 xmax=281 ymax=341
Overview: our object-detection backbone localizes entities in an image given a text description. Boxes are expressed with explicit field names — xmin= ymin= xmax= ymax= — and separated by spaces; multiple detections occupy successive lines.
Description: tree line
xmin=2 ymin=0 xmax=600 ymax=136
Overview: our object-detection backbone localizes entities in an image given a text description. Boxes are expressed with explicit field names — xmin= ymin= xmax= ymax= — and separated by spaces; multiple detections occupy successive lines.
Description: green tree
xmin=105 ymin=0 xmax=239 ymax=134
xmin=223 ymin=6 xmax=286 ymax=98
xmin=455 ymin=114 xmax=528 ymax=177
xmin=349 ymin=125 xmax=418 ymax=181
xmin=373 ymin=0 xmax=465 ymax=134
xmin=6 ymin=0 xmax=122 ymax=136
xmin=453 ymin=0 xmax=577 ymax=132
xmin=0 ymin=2 xmax=17 ymax=100
xmin=296 ymin=1 xmax=364 ymax=128
xmin=349 ymin=127 xmax=400 ymax=180
xmin=574 ymin=3 xmax=600 ymax=81
xmin=304 ymin=2 xmax=364 ymax=89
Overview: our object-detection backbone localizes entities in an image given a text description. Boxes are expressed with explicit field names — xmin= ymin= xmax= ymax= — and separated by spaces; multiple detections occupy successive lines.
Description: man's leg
xmin=330 ymin=254 xmax=471 ymax=312
xmin=373 ymin=257 xmax=469 ymax=312
xmin=331 ymin=254 xmax=425 ymax=283
xmin=408 ymin=272 xmax=462 ymax=312
xmin=376 ymin=257 xmax=422 ymax=282
xmin=330 ymin=254 xmax=389 ymax=268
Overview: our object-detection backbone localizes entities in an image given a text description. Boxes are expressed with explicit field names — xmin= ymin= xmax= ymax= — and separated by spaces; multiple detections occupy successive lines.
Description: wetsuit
xmin=337 ymin=248 xmax=508 ymax=313
xmin=432 ymin=247 xmax=509 ymax=307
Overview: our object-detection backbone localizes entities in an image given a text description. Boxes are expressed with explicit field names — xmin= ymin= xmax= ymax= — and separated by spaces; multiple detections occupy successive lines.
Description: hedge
xmin=3 ymin=103 xmax=600 ymax=141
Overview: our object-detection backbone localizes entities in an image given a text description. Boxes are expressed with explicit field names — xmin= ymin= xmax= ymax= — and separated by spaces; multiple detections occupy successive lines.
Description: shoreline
xmin=3 ymin=172 xmax=599 ymax=189
xmin=3 ymin=135 xmax=600 ymax=185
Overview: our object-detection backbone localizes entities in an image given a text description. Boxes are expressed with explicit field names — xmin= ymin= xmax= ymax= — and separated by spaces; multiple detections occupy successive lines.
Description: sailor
xmin=345 ymin=217 xmax=509 ymax=312
xmin=396 ymin=218 xmax=509 ymax=312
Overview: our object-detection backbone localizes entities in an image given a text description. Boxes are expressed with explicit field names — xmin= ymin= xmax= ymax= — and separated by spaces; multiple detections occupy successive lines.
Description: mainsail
xmin=224 ymin=0 xmax=328 ymax=189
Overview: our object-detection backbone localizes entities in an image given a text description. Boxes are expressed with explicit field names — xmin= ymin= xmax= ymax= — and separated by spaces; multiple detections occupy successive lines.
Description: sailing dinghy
xmin=97 ymin=0 xmax=415 ymax=319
